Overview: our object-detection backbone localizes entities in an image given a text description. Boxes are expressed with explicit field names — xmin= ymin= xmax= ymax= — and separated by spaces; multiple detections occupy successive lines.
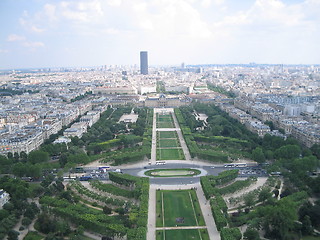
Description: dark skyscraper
xmin=140 ymin=51 xmax=148 ymax=75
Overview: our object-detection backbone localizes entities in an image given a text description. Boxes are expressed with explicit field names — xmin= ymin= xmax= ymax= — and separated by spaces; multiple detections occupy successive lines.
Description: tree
xmin=244 ymin=228 xmax=261 ymax=240
xmin=20 ymin=151 xmax=28 ymax=162
xmin=301 ymin=215 xmax=313 ymax=235
xmin=244 ymin=192 xmax=256 ymax=208
xmin=37 ymin=213 xmax=56 ymax=234
xmin=252 ymin=147 xmax=265 ymax=163
xmin=310 ymin=144 xmax=320 ymax=159
xmin=274 ymin=145 xmax=301 ymax=160
xmin=7 ymin=230 xmax=19 ymax=240
xmin=258 ymin=188 xmax=272 ymax=202
xmin=12 ymin=162 xmax=25 ymax=177
xmin=26 ymin=163 xmax=42 ymax=179
xmin=13 ymin=152 xmax=20 ymax=162
xmin=7 ymin=152 xmax=13 ymax=159
xmin=103 ymin=206 xmax=112 ymax=214
xmin=22 ymin=217 xmax=32 ymax=226
xmin=264 ymin=198 xmax=297 ymax=239
xmin=28 ymin=150 xmax=49 ymax=164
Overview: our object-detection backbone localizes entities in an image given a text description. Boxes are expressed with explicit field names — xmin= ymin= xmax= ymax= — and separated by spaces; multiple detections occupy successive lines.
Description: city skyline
xmin=1 ymin=0 xmax=320 ymax=69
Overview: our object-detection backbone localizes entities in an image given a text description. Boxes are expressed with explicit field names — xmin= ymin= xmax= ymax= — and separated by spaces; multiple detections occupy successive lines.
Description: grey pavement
xmin=171 ymin=110 xmax=192 ymax=162
xmin=196 ymin=183 xmax=221 ymax=240
xmin=146 ymin=184 xmax=157 ymax=240
xmin=151 ymin=108 xmax=157 ymax=164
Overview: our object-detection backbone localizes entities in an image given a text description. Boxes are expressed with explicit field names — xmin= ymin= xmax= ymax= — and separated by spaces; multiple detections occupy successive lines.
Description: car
xmin=210 ymin=166 xmax=215 ymax=168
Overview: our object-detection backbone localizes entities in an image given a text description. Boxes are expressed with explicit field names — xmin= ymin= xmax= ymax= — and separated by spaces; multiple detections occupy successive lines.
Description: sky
xmin=0 ymin=0 xmax=320 ymax=69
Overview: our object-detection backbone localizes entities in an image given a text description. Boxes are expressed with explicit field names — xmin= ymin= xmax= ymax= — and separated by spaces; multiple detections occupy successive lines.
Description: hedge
xmin=210 ymin=201 xmax=228 ymax=231
xmin=39 ymin=196 xmax=127 ymax=236
xmin=90 ymin=180 xmax=135 ymax=198
xmin=218 ymin=177 xmax=256 ymax=195
xmin=220 ymin=227 xmax=242 ymax=240
xmin=70 ymin=180 xmax=128 ymax=207
xmin=200 ymin=170 xmax=239 ymax=199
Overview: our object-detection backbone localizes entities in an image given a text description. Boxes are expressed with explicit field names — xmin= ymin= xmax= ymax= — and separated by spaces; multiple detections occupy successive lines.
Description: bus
xmin=98 ymin=166 xmax=111 ymax=173
xmin=270 ymin=172 xmax=281 ymax=176
xmin=74 ymin=167 xmax=85 ymax=173
xmin=79 ymin=176 xmax=93 ymax=181
xmin=224 ymin=163 xmax=247 ymax=168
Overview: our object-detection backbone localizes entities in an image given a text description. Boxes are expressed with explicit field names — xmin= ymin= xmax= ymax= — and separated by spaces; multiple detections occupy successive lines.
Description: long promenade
xmin=146 ymin=108 xmax=220 ymax=240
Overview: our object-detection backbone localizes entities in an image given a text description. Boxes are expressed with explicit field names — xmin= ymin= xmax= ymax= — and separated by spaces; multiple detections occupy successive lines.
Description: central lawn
xmin=156 ymin=229 xmax=210 ymax=240
xmin=156 ymin=190 xmax=205 ymax=227
xmin=158 ymin=131 xmax=177 ymax=139
xmin=157 ymin=114 xmax=173 ymax=121
xmin=158 ymin=138 xmax=180 ymax=148
xmin=145 ymin=168 xmax=201 ymax=177
xmin=157 ymin=114 xmax=175 ymax=128
xmin=157 ymin=121 xmax=175 ymax=128
xmin=164 ymin=190 xmax=197 ymax=227
xmin=156 ymin=148 xmax=185 ymax=160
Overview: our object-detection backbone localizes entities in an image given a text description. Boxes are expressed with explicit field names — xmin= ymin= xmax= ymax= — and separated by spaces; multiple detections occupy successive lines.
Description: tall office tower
xmin=140 ymin=51 xmax=148 ymax=75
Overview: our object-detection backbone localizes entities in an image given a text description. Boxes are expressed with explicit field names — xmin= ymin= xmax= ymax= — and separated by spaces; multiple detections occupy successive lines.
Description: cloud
xmin=0 ymin=49 xmax=9 ymax=53
xmin=23 ymin=41 xmax=45 ymax=48
xmin=60 ymin=0 xmax=103 ymax=22
xmin=103 ymin=28 xmax=120 ymax=35
xmin=107 ymin=0 xmax=122 ymax=7
xmin=6 ymin=34 xmax=44 ymax=50
xmin=7 ymin=0 xmax=320 ymax=65
xmin=7 ymin=34 xmax=26 ymax=42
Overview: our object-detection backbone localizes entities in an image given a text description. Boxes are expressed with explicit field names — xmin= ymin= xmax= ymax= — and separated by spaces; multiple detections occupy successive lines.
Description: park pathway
xmin=150 ymin=108 xmax=157 ymax=165
xmin=195 ymin=184 xmax=221 ymax=240
xmin=171 ymin=110 xmax=192 ymax=162
xmin=147 ymin=184 xmax=157 ymax=240
xmin=147 ymin=108 xmax=220 ymax=240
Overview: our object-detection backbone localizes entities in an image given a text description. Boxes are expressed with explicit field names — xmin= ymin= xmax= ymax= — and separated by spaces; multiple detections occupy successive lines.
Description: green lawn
xmin=156 ymin=229 xmax=210 ymax=240
xmin=156 ymin=148 xmax=185 ymax=160
xmin=301 ymin=237 xmax=320 ymax=240
xmin=158 ymin=131 xmax=177 ymax=139
xmin=23 ymin=232 xmax=43 ymax=240
xmin=157 ymin=122 xmax=175 ymax=128
xmin=157 ymin=114 xmax=173 ymax=122
xmin=158 ymin=138 xmax=180 ymax=148
xmin=156 ymin=190 xmax=205 ymax=227
xmin=157 ymin=114 xmax=175 ymax=128
xmin=145 ymin=168 xmax=201 ymax=177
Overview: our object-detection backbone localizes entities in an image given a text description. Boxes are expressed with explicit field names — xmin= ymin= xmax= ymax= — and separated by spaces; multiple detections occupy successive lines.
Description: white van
xmin=156 ymin=161 xmax=166 ymax=165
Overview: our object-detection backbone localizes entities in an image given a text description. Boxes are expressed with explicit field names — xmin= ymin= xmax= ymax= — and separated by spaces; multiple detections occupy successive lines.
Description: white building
xmin=0 ymin=189 xmax=10 ymax=209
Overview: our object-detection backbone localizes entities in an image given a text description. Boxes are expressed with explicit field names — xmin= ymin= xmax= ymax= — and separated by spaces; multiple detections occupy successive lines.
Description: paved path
xmin=151 ymin=108 xmax=157 ymax=164
xmin=224 ymin=177 xmax=268 ymax=209
xmin=146 ymin=184 xmax=157 ymax=240
xmin=195 ymin=183 xmax=221 ymax=240
xmin=171 ymin=110 xmax=192 ymax=162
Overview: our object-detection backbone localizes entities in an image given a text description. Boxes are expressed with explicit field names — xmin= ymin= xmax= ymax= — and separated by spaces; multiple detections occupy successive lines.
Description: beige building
xmin=143 ymin=94 xmax=191 ymax=108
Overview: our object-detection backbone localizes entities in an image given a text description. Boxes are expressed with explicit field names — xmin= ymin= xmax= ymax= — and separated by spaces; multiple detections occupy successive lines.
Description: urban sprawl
xmin=1 ymin=64 xmax=319 ymax=155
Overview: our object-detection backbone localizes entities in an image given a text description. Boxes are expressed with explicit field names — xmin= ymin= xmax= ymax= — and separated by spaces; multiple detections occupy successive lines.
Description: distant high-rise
xmin=140 ymin=51 xmax=148 ymax=75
